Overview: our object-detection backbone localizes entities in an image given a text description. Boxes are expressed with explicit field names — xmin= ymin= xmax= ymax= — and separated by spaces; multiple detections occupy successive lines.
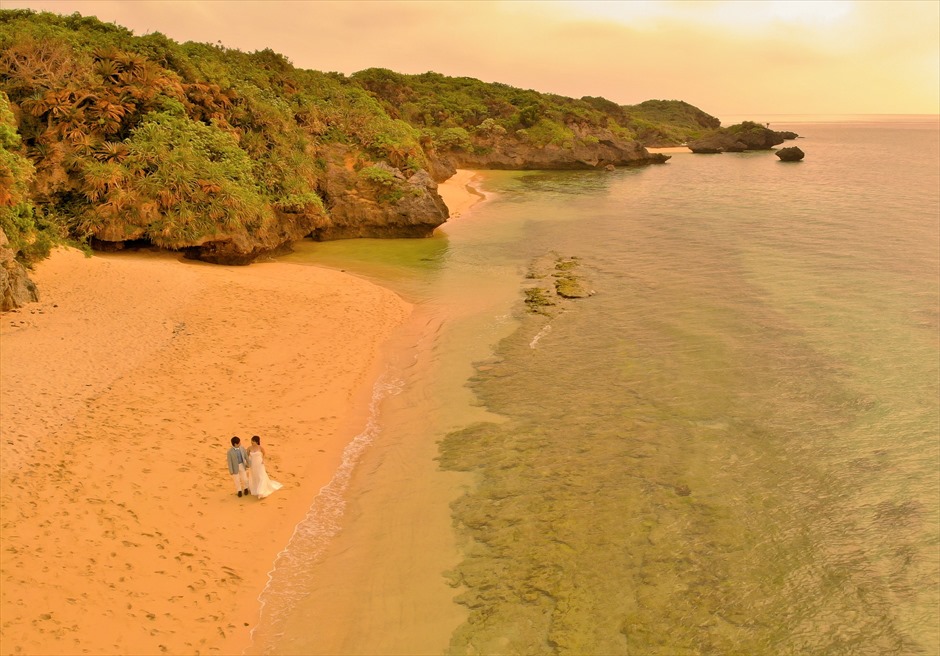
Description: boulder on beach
xmin=776 ymin=146 xmax=805 ymax=162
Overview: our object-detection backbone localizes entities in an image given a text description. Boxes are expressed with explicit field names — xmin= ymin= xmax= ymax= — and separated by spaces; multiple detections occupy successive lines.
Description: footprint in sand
xmin=187 ymin=579 xmax=207 ymax=592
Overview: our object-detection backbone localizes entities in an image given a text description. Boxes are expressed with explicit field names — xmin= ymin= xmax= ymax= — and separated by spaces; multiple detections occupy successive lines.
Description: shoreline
xmin=0 ymin=248 xmax=410 ymax=655
xmin=437 ymin=169 xmax=487 ymax=220
xmin=0 ymin=169 xmax=485 ymax=656
xmin=253 ymin=168 xmax=502 ymax=654
xmin=646 ymin=145 xmax=692 ymax=154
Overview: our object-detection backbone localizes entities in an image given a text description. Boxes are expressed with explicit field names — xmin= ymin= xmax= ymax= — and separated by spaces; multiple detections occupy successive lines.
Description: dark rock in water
xmin=688 ymin=121 xmax=785 ymax=154
xmin=688 ymin=133 xmax=743 ymax=154
xmin=554 ymin=257 xmax=592 ymax=298
xmin=776 ymin=130 xmax=799 ymax=140
xmin=776 ymin=146 xmax=805 ymax=162
xmin=0 ymin=229 xmax=39 ymax=311
xmin=523 ymin=254 xmax=594 ymax=315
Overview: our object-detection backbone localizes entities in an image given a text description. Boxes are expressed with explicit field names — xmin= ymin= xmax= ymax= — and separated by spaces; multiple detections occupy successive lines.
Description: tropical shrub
xmin=75 ymin=111 xmax=269 ymax=244
xmin=0 ymin=90 xmax=56 ymax=263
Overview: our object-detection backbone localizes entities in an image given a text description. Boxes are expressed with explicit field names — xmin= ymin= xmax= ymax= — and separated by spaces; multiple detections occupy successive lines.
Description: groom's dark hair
xmin=231 ymin=436 xmax=240 ymax=446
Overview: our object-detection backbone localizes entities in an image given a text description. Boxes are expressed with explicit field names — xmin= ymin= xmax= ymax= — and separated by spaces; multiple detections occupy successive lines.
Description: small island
xmin=687 ymin=121 xmax=798 ymax=153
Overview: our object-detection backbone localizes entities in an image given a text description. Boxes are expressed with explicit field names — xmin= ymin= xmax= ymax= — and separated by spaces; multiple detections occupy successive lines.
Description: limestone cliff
xmin=435 ymin=126 xmax=669 ymax=174
xmin=315 ymin=153 xmax=449 ymax=240
xmin=438 ymin=133 xmax=668 ymax=172
xmin=88 ymin=152 xmax=450 ymax=262
xmin=0 ymin=229 xmax=38 ymax=311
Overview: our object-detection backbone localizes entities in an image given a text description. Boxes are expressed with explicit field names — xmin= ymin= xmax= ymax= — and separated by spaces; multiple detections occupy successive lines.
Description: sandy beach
xmin=645 ymin=146 xmax=692 ymax=154
xmin=0 ymin=171 xmax=482 ymax=656
xmin=0 ymin=248 xmax=411 ymax=655
xmin=437 ymin=169 xmax=485 ymax=219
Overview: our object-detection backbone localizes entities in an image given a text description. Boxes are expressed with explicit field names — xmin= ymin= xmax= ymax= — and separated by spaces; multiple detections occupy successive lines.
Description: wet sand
xmin=250 ymin=169 xmax=492 ymax=654
xmin=438 ymin=169 xmax=485 ymax=219
xmin=0 ymin=249 xmax=410 ymax=655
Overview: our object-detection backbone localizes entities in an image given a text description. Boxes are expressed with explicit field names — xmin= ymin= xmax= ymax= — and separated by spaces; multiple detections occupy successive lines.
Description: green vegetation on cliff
xmin=687 ymin=120 xmax=786 ymax=153
xmin=352 ymin=68 xmax=634 ymax=149
xmin=0 ymin=90 xmax=55 ymax=264
xmin=620 ymin=99 xmax=721 ymax=145
xmin=353 ymin=68 xmax=719 ymax=158
xmin=0 ymin=9 xmax=719 ymax=270
xmin=0 ymin=9 xmax=437 ymax=263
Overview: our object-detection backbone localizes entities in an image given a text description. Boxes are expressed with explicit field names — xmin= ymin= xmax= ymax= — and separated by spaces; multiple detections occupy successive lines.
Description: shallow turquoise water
xmin=277 ymin=118 xmax=940 ymax=654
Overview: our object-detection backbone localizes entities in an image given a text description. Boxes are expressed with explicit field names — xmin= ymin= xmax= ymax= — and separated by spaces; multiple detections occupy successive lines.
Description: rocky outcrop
xmin=777 ymin=131 xmax=799 ymax=140
xmin=438 ymin=130 xmax=669 ymax=171
xmin=95 ymin=207 xmax=329 ymax=266
xmin=523 ymin=253 xmax=594 ymax=316
xmin=427 ymin=157 xmax=458 ymax=184
xmin=776 ymin=146 xmax=805 ymax=161
xmin=686 ymin=137 xmax=727 ymax=154
xmin=314 ymin=152 xmax=449 ymax=240
xmin=0 ymin=229 xmax=39 ymax=311
xmin=86 ymin=149 xmax=450 ymax=262
xmin=87 ymin=191 xmax=330 ymax=265
xmin=688 ymin=122 xmax=785 ymax=153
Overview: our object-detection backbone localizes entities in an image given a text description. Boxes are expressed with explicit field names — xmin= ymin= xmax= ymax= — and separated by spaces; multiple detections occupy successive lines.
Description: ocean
xmin=261 ymin=117 xmax=939 ymax=655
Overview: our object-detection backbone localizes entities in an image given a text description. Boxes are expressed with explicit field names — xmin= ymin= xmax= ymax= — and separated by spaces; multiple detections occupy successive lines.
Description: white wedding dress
xmin=248 ymin=450 xmax=283 ymax=499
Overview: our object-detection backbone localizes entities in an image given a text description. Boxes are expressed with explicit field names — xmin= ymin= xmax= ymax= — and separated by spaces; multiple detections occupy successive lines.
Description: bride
xmin=247 ymin=435 xmax=283 ymax=499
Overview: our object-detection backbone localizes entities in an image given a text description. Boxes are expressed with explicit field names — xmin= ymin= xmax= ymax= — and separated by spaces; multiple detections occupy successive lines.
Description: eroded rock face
xmin=438 ymin=132 xmax=669 ymax=171
xmin=0 ymin=229 xmax=39 ymax=311
xmin=90 ymin=198 xmax=330 ymax=266
xmin=689 ymin=123 xmax=786 ymax=153
xmin=776 ymin=146 xmax=805 ymax=162
xmin=314 ymin=149 xmax=449 ymax=241
xmin=83 ymin=155 xmax=450 ymax=260
xmin=686 ymin=136 xmax=730 ymax=154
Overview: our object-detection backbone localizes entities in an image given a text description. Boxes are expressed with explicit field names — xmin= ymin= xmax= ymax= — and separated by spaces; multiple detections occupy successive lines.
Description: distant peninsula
xmin=0 ymin=9 xmax=783 ymax=308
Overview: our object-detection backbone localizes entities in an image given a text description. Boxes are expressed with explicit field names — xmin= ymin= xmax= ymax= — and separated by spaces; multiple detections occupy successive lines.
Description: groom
xmin=227 ymin=436 xmax=250 ymax=498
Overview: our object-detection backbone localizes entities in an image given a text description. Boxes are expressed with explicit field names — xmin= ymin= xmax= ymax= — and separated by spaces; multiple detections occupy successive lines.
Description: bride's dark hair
xmin=251 ymin=435 xmax=261 ymax=445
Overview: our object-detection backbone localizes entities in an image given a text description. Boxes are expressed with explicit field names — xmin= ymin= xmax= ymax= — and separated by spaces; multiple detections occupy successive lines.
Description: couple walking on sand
xmin=227 ymin=435 xmax=283 ymax=499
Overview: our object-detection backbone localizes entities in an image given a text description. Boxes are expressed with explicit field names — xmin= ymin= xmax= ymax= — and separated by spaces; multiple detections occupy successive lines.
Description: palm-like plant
xmin=95 ymin=141 xmax=129 ymax=163
xmin=79 ymin=160 xmax=125 ymax=202
xmin=93 ymin=58 xmax=121 ymax=84
xmin=88 ymin=98 xmax=128 ymax=135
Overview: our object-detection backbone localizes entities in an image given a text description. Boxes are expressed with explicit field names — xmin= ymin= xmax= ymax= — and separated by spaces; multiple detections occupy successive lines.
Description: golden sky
xmin=5 ymin=0 xmax=939 ymax=118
